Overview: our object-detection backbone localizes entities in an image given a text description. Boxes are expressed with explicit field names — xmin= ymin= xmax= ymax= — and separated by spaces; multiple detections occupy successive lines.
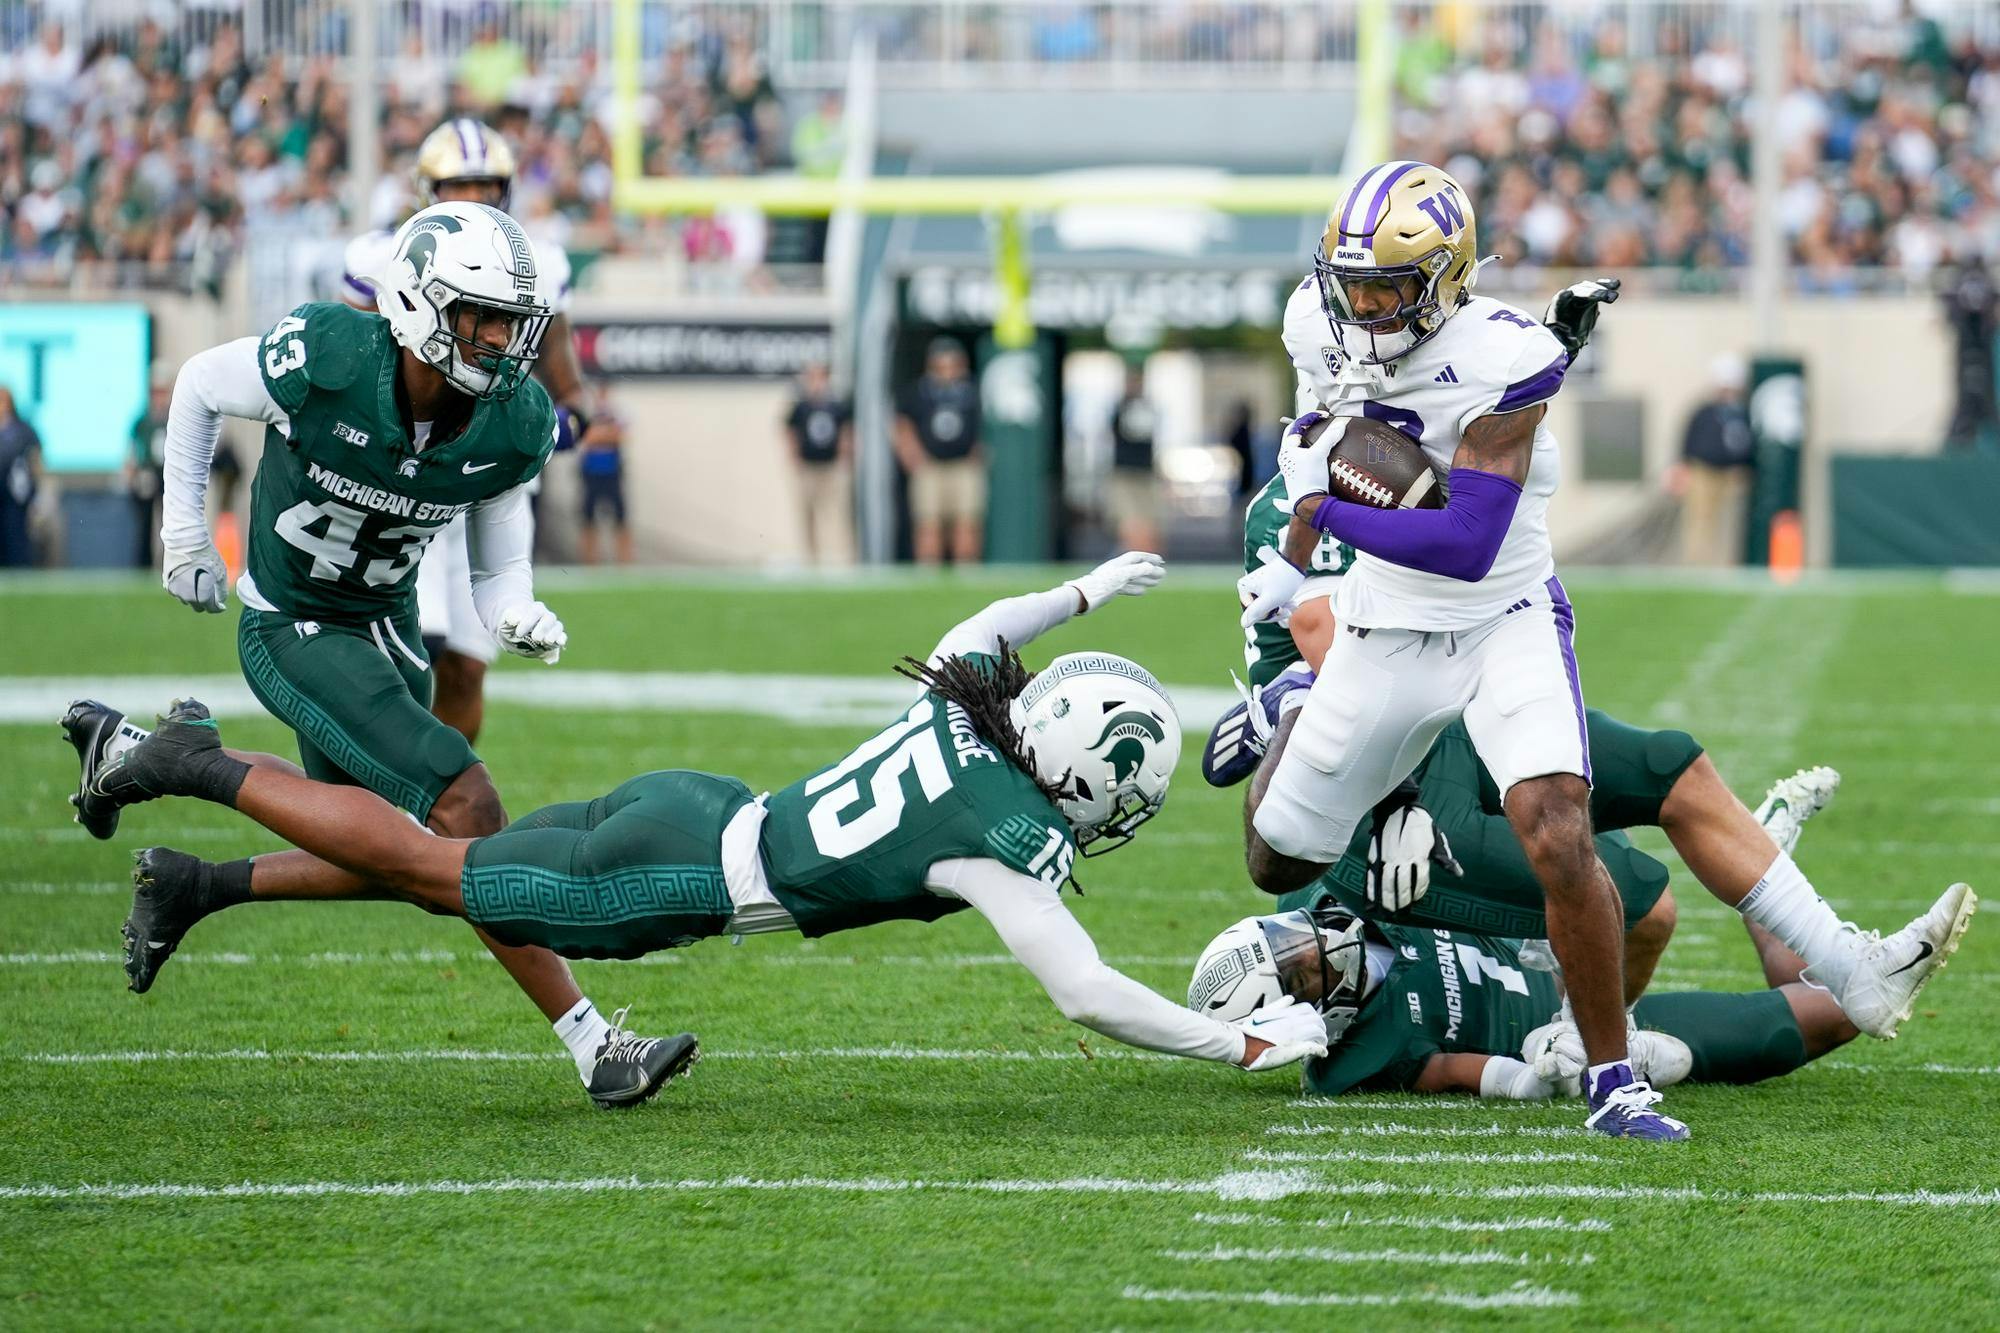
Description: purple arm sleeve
xmin=1309 ymin=468 xmax=1524 ymax=582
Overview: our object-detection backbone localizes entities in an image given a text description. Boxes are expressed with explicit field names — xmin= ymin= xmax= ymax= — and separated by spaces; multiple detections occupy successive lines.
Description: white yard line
xmin=0 ymin=950 xmax=1192 ymax=971
xmin=1120 ymin=1284 xmax=1579 ymax=1311
xmin=1266 ymin=1123 xmax=1586 ymax=1139
xmin=1287 ymin=1098 xmax=1563 ymax=1113
xmin=1158 ymin=1244 xmax=1592 ymax=1267
xmin=0 ymin=673 xmax=1243 ymax=733
xmin=1190 ymin=1211 xmax=1613 ymax=1235
xmin=6 ymin=1045 xmax=1185 ymax=1065
xmin=4 ymin=1171 xmax=1995 ymax=1209
xmin=1245 ymin=1148 xmax=1606 ymax=1166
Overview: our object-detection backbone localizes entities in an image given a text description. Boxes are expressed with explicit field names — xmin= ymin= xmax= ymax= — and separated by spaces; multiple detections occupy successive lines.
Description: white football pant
xmin=1253 ymin=576 xmax=1591 ymax=863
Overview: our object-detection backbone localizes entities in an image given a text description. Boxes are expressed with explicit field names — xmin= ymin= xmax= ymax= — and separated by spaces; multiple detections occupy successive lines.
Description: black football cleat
xmin=87 ymin=698 xmax=224 ymax=808
xmin=60 ymin=699 xmax=131 ymax=840
xmin=586 ymin=1006 xmax=700 ymax=1110
xmin=122 ymin=847 xmax=212 ymax=994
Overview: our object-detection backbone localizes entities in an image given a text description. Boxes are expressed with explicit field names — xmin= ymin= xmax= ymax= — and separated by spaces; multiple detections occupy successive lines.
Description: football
xmin=1308 ymin=414 xmax=1448 ymax=510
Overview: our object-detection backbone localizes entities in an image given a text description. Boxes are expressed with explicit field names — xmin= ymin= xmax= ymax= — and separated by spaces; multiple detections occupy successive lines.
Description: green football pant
xmin=238 ymin=605 xmax=478 ymax=822
xmin=1633 ymin=990 xmax=1810 ymax=1084
xmin=460 ymin=770 xmax=752 ymax=961
xmin=1276 ymin=711 xmax=1701 ymax=937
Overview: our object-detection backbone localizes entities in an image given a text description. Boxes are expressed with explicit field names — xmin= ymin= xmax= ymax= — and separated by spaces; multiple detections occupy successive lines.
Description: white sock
xmin=104 ymin=720 xmax=151 ymax=761
xmin=554 ymin=999 xmax=612 ymax=1081
xmin=1736 ymin=852 xmax=1857 ymax=984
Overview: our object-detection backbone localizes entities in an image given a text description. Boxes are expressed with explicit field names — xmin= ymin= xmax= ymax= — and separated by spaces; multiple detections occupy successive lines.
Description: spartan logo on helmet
xmin=401 ymin=212 xmax=464 ymax=286
xmin=1088 ymin=708 xmax=1169 ymax=786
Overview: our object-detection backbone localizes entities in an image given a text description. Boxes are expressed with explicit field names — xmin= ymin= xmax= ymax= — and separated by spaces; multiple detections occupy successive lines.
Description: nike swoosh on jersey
xmin=462 ymin=461 xmax=500 ymax=474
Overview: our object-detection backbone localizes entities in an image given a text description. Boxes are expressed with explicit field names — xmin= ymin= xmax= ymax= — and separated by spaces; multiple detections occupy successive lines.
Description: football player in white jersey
xmin=1236 ymin=160 xmax=1681 ymax=1138
xmin=343 ymin=119 xmax=591 ymax=744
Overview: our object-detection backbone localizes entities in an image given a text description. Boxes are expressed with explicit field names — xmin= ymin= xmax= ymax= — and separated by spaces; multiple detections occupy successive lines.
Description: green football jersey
xmin=1302 ymin=916 xmax=1562 ymax=1096
xmin=247 ymin=302 xmax=557 ymax=623
xmin=760 ymin=664 xmax=1078 ymax=938
xmin=1241 ymin=474 xmax=1354 ymax=689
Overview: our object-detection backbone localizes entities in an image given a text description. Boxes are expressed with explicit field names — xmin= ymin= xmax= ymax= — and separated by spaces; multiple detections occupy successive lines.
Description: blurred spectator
xmin=576 ymin=388 xmax=632 ymax=565
xmin=127 ymin=363 xmax=172 ymax=568
xmin=1106 ymin=366 xmax=1162 ymax=552
xmin=1941 ymin=253 xmax=1999 ymax=451
xmin=456 ymin=16 xmax=529 ymax=111
xmin=1224 ymin=399 xmax=1257 ymax=499
xmin=784 ymin=362 xmax=854 ymax=566
xmin=895 ymin=338 xmax=983 ymax=566
xmin=1674 ymin=355 xmax=1755 ymax=567
xmin=791 ymin=92 xmax=846 ymax=180
xmin=0 ymin=388 xmax=41 ymax=567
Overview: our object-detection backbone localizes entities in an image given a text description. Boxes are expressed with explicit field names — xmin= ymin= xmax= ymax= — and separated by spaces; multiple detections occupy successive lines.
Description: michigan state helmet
xmin=1188 ymin=905 xmax=1371 ymax=1044
xmin=1314 ymin=159 xmax=1480 ymax=365
xmin=416 ymin=118 xmax=516 ymax=209
xmin=379 ymin=202 xmax=551 ymax=401
xmin=1011 ymin=652 xmax=1179 ymax=855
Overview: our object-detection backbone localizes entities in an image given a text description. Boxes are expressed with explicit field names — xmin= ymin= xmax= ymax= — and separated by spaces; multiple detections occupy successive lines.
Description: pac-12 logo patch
xmin=1321 ymin=346 xmax=1344 ymax=377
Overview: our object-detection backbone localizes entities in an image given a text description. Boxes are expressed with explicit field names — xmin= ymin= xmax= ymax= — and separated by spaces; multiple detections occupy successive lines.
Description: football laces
xmin=1331 ymin=458 xmax=1395 ymax=508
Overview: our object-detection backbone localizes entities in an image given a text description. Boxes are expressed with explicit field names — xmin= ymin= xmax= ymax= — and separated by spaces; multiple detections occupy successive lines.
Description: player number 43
xmin=274 ymin=499 xmax=438 ymax=587
xmin=263 ymin=315 xmax=307 ymax=379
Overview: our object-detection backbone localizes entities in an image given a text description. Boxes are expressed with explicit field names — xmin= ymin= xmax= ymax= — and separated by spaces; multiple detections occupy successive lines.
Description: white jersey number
xmin=274 ymin=500 xmax=438 ymax=587
xmin=805 ymin=700 xmax=954 ymax=857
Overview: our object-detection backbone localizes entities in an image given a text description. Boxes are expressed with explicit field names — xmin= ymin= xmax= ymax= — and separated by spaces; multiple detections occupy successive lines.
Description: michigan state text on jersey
xmin=95 ymin=558 xmax=1337 ymax=1101
xmin=1190 ymin=898 xmax=1905 ymax=1103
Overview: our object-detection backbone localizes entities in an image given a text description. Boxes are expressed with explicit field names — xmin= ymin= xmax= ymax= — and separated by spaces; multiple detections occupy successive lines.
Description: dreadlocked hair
xmin=895 ymin=640 xmax=1078 ymax=810
xmin=894 ymin=642 xmax=1089 ymax=894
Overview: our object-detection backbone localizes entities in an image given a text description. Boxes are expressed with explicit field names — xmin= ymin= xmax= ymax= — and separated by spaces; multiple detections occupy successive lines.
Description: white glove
xmin=163 ymin=545 xmax=229 ymax=614
xmin=1275 ymin=409 xmax=1344 ymax=516
xmin=1235 ymin=995 xmax=1330 ymax=1071
xmin=1365 ymin=801 xmax=1460 ymax=912
xmin=1237 ymin=546 xmax=1306 ymax=628
xmin=1068 ymin=550 xmax=1164 ymax=612
xmin=496 ymin=601 xmax=567 ymax=664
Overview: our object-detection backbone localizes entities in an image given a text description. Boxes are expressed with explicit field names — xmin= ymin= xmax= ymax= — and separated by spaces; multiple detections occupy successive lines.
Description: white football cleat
xmin=1820 ymin=883 xmax=1978 ymax=1040
xmin=1754 ymin=766 xmax=1841 ymax=857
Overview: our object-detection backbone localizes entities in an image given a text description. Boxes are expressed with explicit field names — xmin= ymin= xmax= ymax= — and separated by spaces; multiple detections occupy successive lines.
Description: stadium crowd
xmin=1393 ymin=5 xmax=2000 ymax=287
xmin=1 ymin=3 xmax=1996 ymax=292
xmin=0 ymin=7 xmax=835 ymax=290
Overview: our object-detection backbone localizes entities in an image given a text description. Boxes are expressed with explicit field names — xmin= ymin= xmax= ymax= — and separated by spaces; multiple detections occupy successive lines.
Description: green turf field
xmin=1 ymin=570 xmax=1996 ymax=1329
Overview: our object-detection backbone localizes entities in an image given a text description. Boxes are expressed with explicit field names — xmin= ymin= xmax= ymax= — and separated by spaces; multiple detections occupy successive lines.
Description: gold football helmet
xmin=1315 ymin=160 xmax=1479 ymax=365
xmin=415 ymin=119 xmax=517 ymax=209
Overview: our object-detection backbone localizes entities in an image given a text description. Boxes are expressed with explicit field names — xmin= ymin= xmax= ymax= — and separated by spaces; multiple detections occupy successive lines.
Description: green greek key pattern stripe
xmin=462 ymin=863 xmax=730 ymax=929
xmin=238 ymin=612 xmax=434 ymax=818
xmin=984 ymin=812 xmax=1053 ymax=872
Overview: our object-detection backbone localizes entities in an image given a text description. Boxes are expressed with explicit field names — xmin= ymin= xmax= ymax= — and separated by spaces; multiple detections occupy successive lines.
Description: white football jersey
xmin=341 ymin=227 xmax=573 ymax=316
xmin=1281 ymin=277 xmax=1570 ymax=632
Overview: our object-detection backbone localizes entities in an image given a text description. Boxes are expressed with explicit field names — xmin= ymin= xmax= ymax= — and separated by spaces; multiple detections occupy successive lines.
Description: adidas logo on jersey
xmin=1433 ymin=366 xmax=1460 ymax=384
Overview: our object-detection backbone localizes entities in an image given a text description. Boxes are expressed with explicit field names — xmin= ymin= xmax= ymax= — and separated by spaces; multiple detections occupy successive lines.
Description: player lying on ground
xmin=1188 ymin=894 xmax=1920 ymax=1101
xmin=343 ymin=118 xmax=593 ymax=745
xmin=56 ymin=202 xmax=685 ymax=1111
xmin=86 ymin=556 xmax=1332 ymax=1101
xmin=1209 ymin=426 xmax=1972 ymax=1043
